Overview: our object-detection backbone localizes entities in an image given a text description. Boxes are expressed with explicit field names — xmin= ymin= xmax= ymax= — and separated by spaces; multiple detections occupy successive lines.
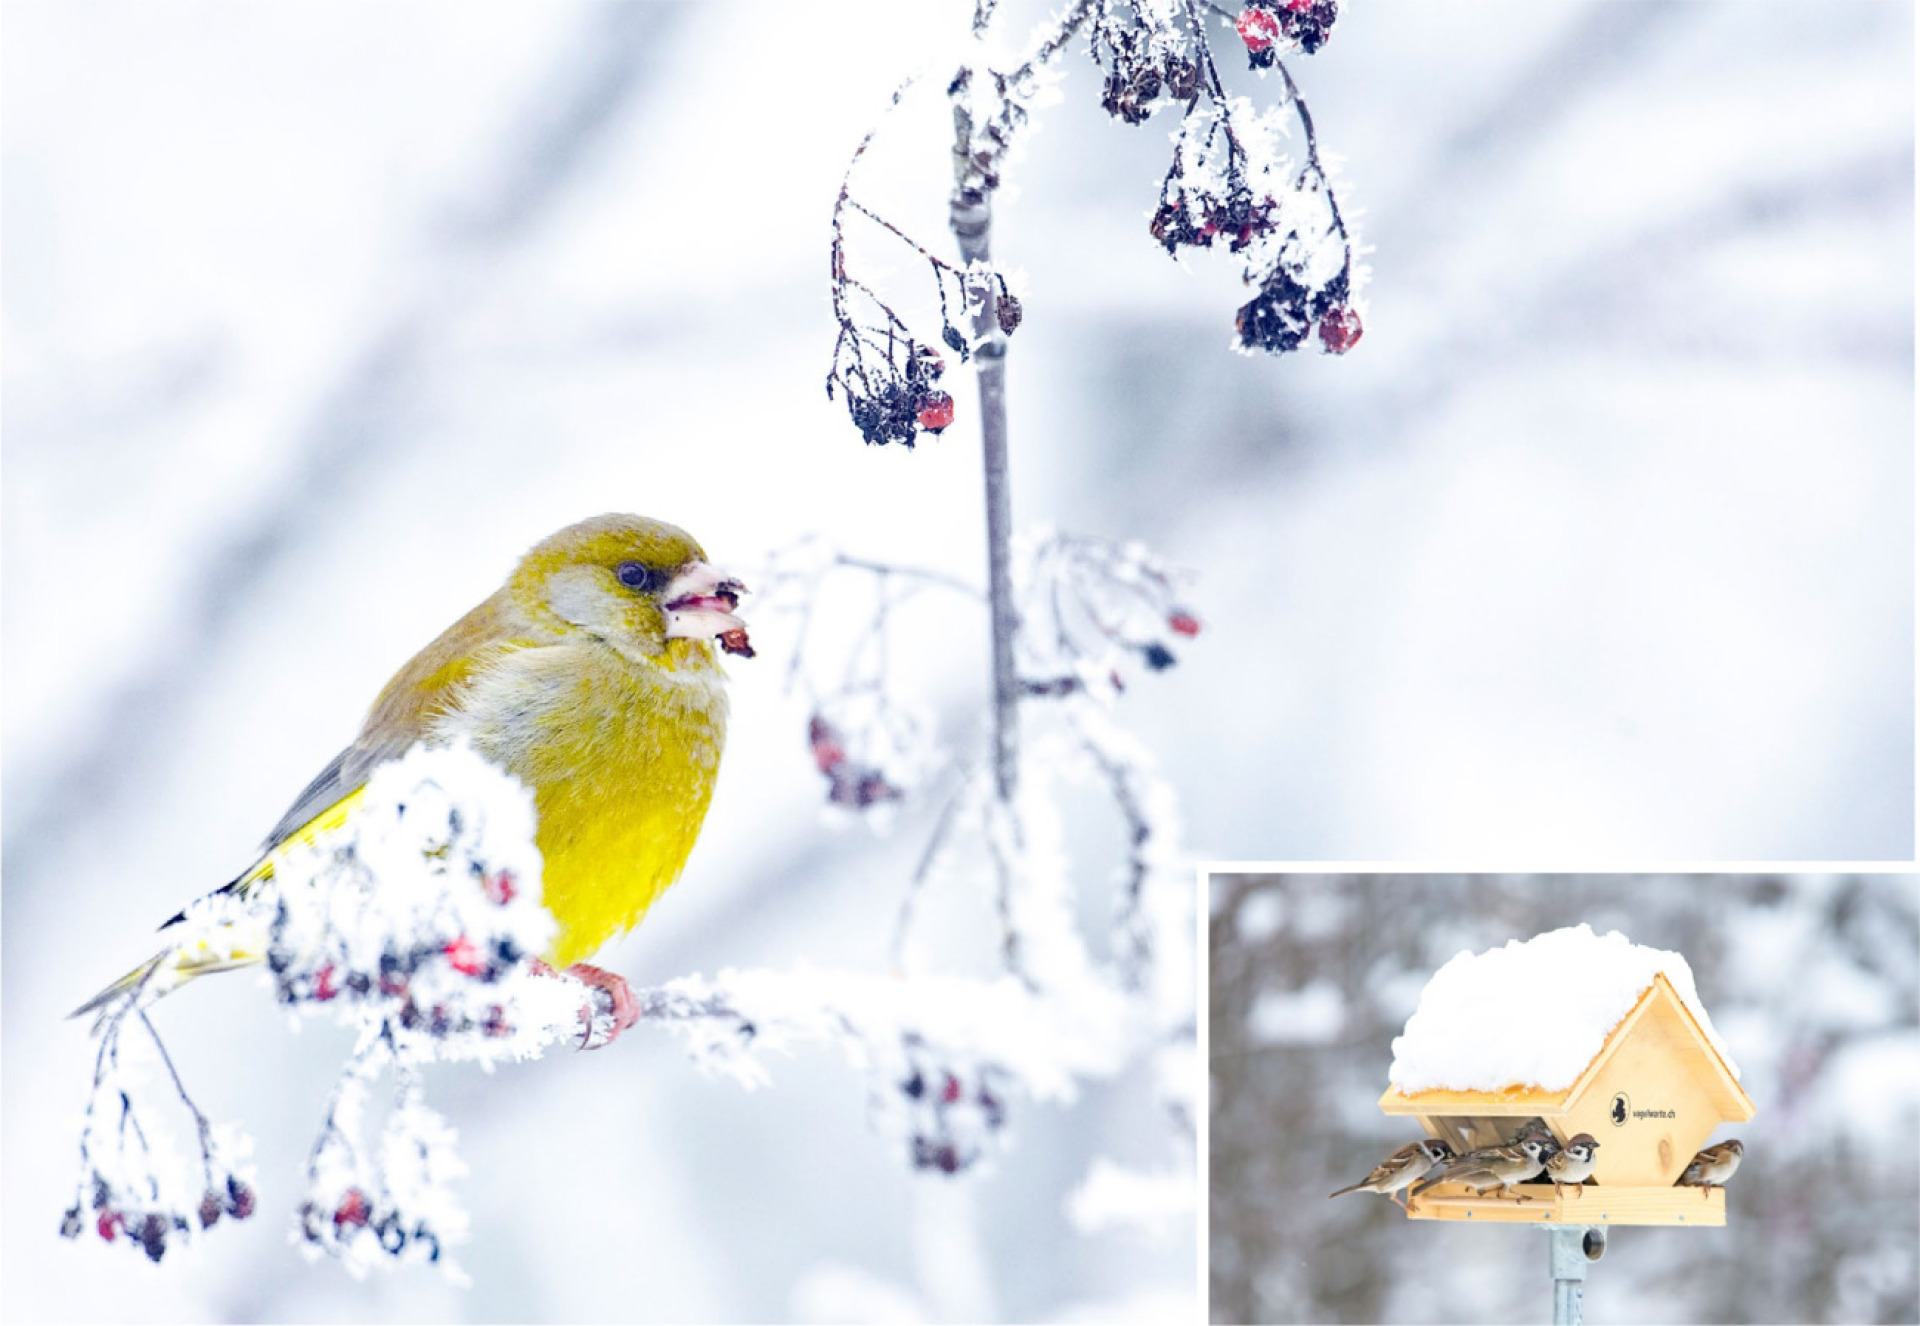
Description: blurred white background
xmin=3 ymin=0 xmax=1911 ymax=1321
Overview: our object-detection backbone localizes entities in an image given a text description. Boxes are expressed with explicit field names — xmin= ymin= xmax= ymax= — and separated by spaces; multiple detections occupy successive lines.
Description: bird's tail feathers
xmin=1328 ymin=1182 xmax=1366 ymax=1198
xmin=70 ymin=918 xmax=270 ymax=1031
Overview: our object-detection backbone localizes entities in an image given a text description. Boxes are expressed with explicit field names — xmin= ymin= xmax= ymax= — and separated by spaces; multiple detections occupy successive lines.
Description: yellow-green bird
xmin=75 ymin=513 xmax=751 ymax=1038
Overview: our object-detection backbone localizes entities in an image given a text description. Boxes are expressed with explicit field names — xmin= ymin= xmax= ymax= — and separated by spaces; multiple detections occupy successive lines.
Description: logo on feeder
xmin=1610 ymin=1091 xmax=1630 ymax=1126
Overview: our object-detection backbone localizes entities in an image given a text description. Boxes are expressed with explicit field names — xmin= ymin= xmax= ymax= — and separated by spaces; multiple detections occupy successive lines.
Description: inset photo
xmin=1208 ymin=872 xmax=1919 ymax=1325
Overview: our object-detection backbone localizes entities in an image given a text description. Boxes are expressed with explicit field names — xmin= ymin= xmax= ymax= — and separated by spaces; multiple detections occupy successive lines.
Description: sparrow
xmin=73 ymin=514 xmax=750 ymax=1045
xmin=1329 ymin=1139 xmax=1456 ymax=1208
xmin=1505 ymin=1118 xmax=1558 ymax=1148
xmin=1675 ymin=1139 xmax=1744 ymax=1199
xmin=1544 ymin=1133 xmax=1600 ymax=1198
xmin=1410 ymin=1137 xmax=1558 ymax=1202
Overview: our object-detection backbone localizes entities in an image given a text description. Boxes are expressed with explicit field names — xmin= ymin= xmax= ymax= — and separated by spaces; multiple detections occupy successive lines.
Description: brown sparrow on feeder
xmin=1329 ymin=1139 xmax=1455 ymax=1208
xmin=1676 ymin=1138 xmax=1744 ymax=1198
xmin=1411 ymin=1136 xmax=1558 ymax=1202
xmin=1545 ymin=1133 xmax=1600 ymax=1198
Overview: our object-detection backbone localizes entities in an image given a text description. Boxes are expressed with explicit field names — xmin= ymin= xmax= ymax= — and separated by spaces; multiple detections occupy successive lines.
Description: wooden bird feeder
xmin=1380 ymin=972 xmax=1754 ymax=1227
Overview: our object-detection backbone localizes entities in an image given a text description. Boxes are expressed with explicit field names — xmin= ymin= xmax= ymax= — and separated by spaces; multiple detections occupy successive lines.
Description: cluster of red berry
xmin=1150 ymin=187 xmax=1280 ymax=257
xmin=808 ymin=714 xmax=904 ymax=810
xmin=898 ymin=1049 xmax=1010 ymax=1176
xmin=1235 ymin=0 xmax=1341 ymax=63
xmin=269 ymin=866 xmax=529 ymax=1044
xmin=62 ymin=1173 xmax=255 ymax=1264
xmin=842 ymin=341 xmax=954 ymax=449
xmin=299 ymin=1187 xmax=444 ymax=1265
xmin=1235 ymin=266 xmax=1362 ymax=355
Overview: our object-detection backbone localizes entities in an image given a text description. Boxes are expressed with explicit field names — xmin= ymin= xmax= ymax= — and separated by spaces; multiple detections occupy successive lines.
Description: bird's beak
xmin=664 ymin=562 xmax=753 ymax=656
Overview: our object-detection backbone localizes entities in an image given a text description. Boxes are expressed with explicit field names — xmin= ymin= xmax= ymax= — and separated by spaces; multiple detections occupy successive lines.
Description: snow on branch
xmin=66 ymin=744 xmax=600 ymax=1278
xmin=749 ymin=531 xmax=1200 ymax=1222
xmin=827 ymin=0 xmax=1361 ymax=447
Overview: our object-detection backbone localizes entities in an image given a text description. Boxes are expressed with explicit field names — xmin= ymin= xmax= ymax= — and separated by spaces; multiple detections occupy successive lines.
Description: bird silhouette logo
xmin=1610 ymin=1092 xmax=1630 ymax=1126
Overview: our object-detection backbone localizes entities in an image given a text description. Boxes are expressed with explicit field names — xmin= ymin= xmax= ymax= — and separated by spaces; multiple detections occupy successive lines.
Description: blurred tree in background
xmin=1210 ymin=873 xmax=1920 ymax=1325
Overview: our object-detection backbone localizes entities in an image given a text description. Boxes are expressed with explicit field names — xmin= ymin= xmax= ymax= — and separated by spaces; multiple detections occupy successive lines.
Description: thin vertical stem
xmin=950 ymin=95 xmax=1019 ymax=806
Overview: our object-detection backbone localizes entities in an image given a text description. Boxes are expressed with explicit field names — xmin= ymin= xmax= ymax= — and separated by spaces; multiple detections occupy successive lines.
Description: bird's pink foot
xmin=529 ymin=960 xmax=640 ymax=1049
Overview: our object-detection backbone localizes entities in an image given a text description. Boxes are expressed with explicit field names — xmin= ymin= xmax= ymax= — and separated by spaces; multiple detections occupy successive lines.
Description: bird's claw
xmin=530 ymin=960 xmax=640 ymax=1049
xmin=567 ymin=963 xmax=640 ymax=1049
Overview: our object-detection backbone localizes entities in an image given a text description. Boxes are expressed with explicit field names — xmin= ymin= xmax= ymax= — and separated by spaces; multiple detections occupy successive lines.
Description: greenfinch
xmin=76 ymin=513 xmax=751 ymax=1032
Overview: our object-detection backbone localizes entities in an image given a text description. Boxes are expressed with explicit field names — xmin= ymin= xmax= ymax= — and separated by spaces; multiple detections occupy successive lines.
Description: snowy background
xmin=1209 ymin=872 xmax=1920 ymax=1325
xmin=2 ymin=0 xmax=1911 ymax=1321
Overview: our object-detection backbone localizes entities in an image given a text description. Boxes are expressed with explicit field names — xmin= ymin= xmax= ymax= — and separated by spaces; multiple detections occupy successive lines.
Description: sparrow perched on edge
xmin=1410 ymin=1136 xmax=1558 ymax=1202
xmin=1544 ymin=1133 xmax=1601 ymax=1198
xmin=1676 ymin=1139 xmax=1744 ymax=1198
xmin=73 ymin=514 xmax=752 ymax=1047
xmin=1329 ymin=1139 xmax=1456 ymax=1209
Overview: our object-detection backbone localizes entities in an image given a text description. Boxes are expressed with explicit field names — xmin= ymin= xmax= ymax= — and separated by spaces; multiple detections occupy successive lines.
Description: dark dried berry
xmin=1278 ymin=0 xmax=1340 ymax=54
xmin=228 ymin=1176 xmax=256 ymax=1220
xmin=92 ymin=1177 xmax=111 ymax=1211
xmin=346 ymin=970 xmax=372 ymax=995
xmin=140 ymin=1214 xmax=167 ymax=1263
xmin=995 ymin=293 xmax=1023 ymax=336
xmin=1141 ymin=642 xmax=1178 ymax=671
xmin=941 ymin=324 xmax=966 ymax=355
xmin=1164 ymin=55 xmax=1200 ymax=100
xmin=912 ymin=1138 xmax=964 ymax=1175
xmin=1236 ymin=273 xmax=1314 ymax=355
xmin=199 ymin=1191 xmax=223 ymax=1229
xmin=903 ymin=1071 xmax=926 ymax=1100
xmin=60 ymin=1206 xmax=84 ymax=1240
xmin=941 ymin=1074 xmax=964 ymax=1104
xmin=376 ymin=1214 xmax=407 ymax=1254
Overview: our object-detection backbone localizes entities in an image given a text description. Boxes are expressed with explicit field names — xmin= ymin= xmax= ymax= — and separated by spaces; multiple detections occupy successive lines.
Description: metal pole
xmin=1547 ymin=1225 xmax=1604 ymax=1325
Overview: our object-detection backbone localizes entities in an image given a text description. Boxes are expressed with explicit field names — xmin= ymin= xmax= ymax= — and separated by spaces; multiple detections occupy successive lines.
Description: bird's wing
xmin=261 ymin=593 xmax=529 ymax=853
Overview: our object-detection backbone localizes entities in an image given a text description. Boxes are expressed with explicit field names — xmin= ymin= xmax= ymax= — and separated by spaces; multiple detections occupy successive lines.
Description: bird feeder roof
xmin=1377 ymin=925 xmax=1752 ymax=1121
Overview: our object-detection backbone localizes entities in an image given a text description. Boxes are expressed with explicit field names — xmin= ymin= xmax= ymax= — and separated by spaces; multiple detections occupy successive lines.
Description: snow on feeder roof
xmin=1388 ymin=925 xmax=1738 ymax=1096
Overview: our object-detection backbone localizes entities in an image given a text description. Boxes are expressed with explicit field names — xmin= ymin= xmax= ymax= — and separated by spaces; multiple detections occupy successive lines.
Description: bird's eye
xmin=616 ymin=561 xmax=668 ymax=593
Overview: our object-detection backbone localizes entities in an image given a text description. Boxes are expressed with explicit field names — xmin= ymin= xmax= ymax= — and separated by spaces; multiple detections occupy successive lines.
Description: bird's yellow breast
xmin=438 ymin=638 xmax=728 ymax=966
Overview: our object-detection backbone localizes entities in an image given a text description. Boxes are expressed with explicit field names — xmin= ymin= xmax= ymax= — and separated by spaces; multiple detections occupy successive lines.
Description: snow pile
xmin=1388 ymin=924 xmax=1738 ymax=1094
